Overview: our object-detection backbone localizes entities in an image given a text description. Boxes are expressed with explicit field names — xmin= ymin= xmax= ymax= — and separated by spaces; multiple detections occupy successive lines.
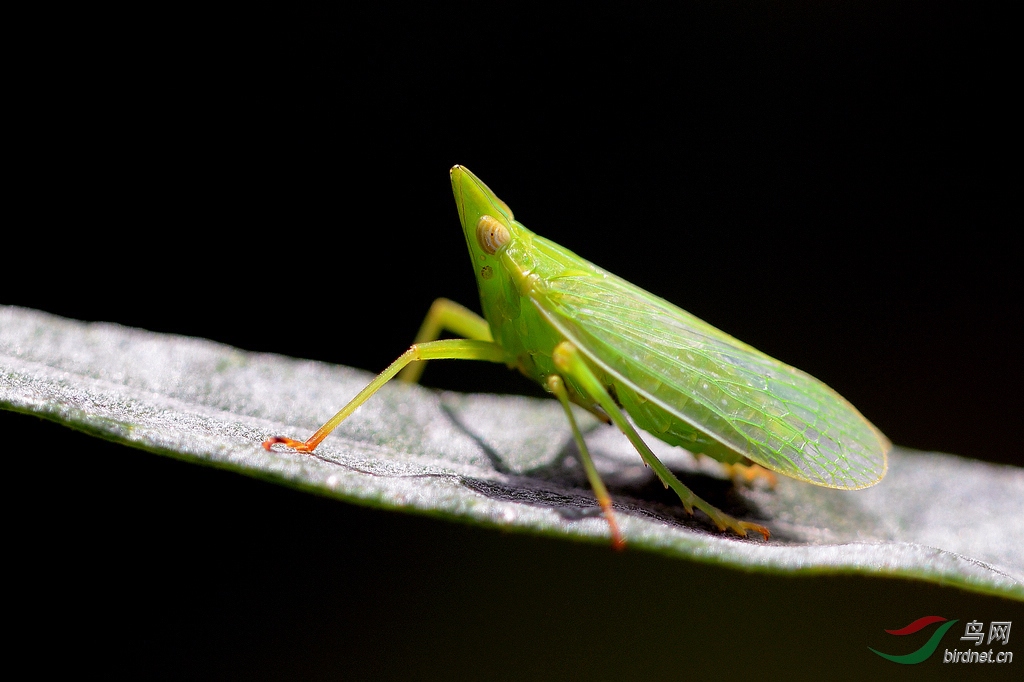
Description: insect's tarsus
xmin=262 ymin=435 xmax=311 ymax=452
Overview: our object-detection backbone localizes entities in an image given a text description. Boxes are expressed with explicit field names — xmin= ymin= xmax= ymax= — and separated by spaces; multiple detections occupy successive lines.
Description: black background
xmin=6 ymin=2 xmax=1021 ymax=679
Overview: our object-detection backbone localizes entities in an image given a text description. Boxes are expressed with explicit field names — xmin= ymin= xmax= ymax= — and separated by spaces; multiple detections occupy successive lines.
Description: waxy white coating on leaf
xmin=1 ymin=306 xmax=1021 ymax=599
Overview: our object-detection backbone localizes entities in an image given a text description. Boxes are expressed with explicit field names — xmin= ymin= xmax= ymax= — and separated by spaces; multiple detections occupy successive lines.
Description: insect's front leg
xmin=551 ymin=341 xmax=770 ymax=540
xmin=264 ymin=338 xmax=507 ymax=453
xmin=397 ymin=298 xmax=492 ymax=384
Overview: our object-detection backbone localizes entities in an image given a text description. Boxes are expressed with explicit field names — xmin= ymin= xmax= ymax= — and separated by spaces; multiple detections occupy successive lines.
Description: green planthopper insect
xmin=265 ymin=165 xmax=890 ymax=548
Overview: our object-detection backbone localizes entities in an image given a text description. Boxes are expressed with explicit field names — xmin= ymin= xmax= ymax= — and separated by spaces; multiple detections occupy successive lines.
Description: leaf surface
xmin=1 ymin=305 xmax=1020 ymax=600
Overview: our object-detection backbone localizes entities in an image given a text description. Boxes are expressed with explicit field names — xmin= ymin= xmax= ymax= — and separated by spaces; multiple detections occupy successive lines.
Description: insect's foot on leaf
xmin=262 ymin=435 xmax=313 ymax=452
xmin=707 ymin=511 xmax=770 ymax=541
xmin=722 ymin=462 xmax=778 ymax=488
xmin=598 ymin=500 xmax=626 ymax=551
xmin=680 ymin=489 xmax=770 ymax=541
xmin=738 ymin=520 xmax=771 ymax=541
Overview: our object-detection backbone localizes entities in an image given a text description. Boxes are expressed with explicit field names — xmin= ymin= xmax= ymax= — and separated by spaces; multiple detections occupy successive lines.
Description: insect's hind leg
xmin=551 ymin=341 xmax=770 ymax=541
xmin=397 ymin=299 xmax=492 ymax=385
xmin=546 ymin=374 xmax=624 ymax=550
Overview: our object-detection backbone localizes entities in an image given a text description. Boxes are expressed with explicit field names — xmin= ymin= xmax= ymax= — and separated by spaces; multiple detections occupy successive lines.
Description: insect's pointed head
xmin=450 ymin=164 xmax=532 ymax=335
xmin=450 ymin=165 xmax=519 ymax=264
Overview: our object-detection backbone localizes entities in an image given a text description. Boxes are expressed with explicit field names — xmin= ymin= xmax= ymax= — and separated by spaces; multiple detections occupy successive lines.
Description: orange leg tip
xmin=739 ymin=522 xmax=771 ymax=541
xmin=727 ymin=462 xmax=778 ymax=488
xmin=262 ymin=436 xmax=312 ymax=452
xmin=598 ymin=506 xmax=625 ymax=550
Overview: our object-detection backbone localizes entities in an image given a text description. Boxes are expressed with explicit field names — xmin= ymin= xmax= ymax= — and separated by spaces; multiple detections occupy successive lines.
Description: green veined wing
xmin=525 ymin=236 xmax=889 ymax=490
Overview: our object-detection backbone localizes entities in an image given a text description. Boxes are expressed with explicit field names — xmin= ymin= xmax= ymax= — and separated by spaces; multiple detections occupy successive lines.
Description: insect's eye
xmin=476 ymin=215 xmax=511 ymax=255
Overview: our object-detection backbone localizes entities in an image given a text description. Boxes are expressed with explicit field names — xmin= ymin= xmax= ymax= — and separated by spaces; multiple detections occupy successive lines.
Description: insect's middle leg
xmin=546 ymin=374 xmax=624 ymax=550
xmin=551 ymin=341 xmax=770 ymax=540
xmin=397 ymin=298 xmax=492 ymax=384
